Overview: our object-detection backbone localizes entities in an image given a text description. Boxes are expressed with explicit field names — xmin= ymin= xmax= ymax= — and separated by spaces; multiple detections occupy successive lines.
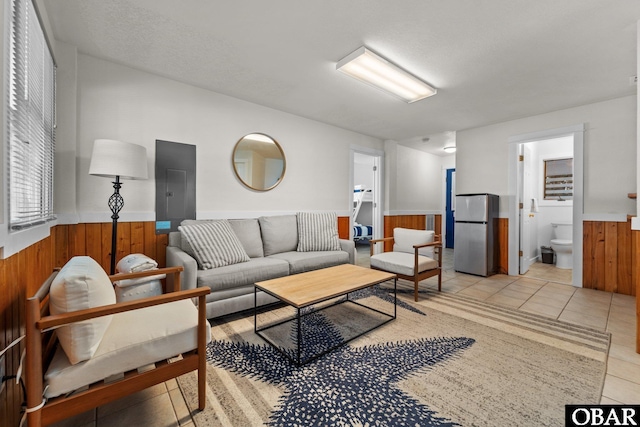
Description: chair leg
xmin=438 ymin=270 xmax=442 ymax=291
xmin=414 ymin=277 xmax=419 ymax=302
xmin=198 ymin=354 xmax=206 ymax=411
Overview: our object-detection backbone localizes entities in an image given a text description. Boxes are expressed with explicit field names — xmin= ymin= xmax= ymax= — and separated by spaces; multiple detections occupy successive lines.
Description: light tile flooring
xmin=54 ymin=245 xmax=639 ymax=426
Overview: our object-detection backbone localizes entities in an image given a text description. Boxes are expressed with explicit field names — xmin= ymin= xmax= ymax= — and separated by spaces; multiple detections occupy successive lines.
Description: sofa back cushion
xmin=178 ymin=220 xmax=250 ymax=269
xmin=393 ymin=228 xmax=435 ymax=258
xmin=229 ymin=219 xmax=264 ymax=258
xmin=296 ymin=212 xmax=341 ymax=252
xmin=259 ymin=215 xmax=298 ymax=256
xmin=49 ymin=256 xmax=116 ymax=365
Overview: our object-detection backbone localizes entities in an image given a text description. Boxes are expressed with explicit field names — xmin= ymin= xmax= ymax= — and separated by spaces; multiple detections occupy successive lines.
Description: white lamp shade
xmin=89 ymin=139 xmax=148 ymax=180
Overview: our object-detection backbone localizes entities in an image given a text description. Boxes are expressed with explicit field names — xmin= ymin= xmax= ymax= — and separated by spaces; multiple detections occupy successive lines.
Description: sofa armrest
xmin=166 ymin=246 xmax=198 ymax=290
xmin=339 ymin=239 xmax=356 ymax=265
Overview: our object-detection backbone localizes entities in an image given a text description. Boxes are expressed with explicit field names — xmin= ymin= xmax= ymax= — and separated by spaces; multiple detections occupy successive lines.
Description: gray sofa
xmin=166 ymin=214 xmax=355 ymax=319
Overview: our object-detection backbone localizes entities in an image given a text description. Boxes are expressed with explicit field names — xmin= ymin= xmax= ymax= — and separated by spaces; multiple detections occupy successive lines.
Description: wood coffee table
xmin=254 ymin=264 xmax=397 ymax=365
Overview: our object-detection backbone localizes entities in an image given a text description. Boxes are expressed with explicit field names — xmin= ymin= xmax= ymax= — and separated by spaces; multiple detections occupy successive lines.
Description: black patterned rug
xmin=178 ymin=284 xmax=609 ymax=426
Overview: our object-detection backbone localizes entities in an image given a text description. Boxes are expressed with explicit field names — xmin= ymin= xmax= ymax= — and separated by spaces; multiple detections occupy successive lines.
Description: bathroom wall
xmin=532 ymin=137 xmax=573 ymax=249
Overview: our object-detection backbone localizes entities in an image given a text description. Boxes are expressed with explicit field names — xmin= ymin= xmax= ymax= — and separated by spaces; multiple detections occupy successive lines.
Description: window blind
xmin=7 ymin=0 xmax=56 ymax=230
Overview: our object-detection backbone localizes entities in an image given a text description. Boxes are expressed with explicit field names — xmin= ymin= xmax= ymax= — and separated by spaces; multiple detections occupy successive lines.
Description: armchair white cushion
xmin=393 ymin=228 xmax=435 ymax=258
xmin=44 ymin=299 xmax=211 ymax=398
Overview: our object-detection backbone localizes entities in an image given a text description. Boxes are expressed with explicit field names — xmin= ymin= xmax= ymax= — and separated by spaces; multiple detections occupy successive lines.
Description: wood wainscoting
xmin=583 ymin=218 xmax=636 ymax=296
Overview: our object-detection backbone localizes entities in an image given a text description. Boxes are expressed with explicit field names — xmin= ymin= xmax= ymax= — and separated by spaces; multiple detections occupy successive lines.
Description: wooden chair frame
xmin=369 ymin=234 xmax=442 ymax=301
xmin=25 ymin=266 xmax=210 ymax=427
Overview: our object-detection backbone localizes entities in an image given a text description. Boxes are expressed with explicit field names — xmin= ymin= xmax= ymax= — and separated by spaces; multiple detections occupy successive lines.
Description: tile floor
xmin=53 ymin=245 xmax=639 ymax=426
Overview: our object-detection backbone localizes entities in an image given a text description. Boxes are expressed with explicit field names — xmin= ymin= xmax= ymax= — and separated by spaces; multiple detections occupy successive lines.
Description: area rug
xmin=177 ymin=284 xmax=610 ymax=426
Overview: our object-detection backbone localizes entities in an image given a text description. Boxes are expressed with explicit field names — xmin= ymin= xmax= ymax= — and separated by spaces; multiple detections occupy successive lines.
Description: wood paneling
xmin=583 ymin=219 xmax=635 ymax=296
xmin=635 ymin=229 xmax=640 ymax=354
xmin=434 ymin=215 xmax=442 ymax=237
xmin=0 ymin=221 xmax=168 ymax=425
xmin=337 ymin=216 xmax=349 ymax=240
xmin=497 ymin=218 xmax=509 ymax=274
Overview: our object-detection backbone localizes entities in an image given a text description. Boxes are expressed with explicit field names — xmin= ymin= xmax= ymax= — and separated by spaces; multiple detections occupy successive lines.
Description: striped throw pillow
xmin=296 ymin=212 xmax=341 ymax=252
xmin=178 ymin=220 xmax=250 ymax=269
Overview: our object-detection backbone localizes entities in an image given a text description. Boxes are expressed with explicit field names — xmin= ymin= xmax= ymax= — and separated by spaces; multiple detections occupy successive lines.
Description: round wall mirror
xmin=232 ymin=133 xmax=286 ymax=191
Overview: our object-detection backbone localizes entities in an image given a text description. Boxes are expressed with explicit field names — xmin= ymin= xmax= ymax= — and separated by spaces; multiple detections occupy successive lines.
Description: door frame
xmin=507 ymin=124 xmax=584 ymax=287
xmin=349 ymin=146 xmax=384 ymax=241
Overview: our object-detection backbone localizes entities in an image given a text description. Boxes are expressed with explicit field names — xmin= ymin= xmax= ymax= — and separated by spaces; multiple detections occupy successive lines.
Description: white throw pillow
xmin=393 ymin=228 xmax=435 ymax=258
xmin=178 ymin=220 xmax=250 ymax=269
xmin=116 ymin=253 xmax=158 ymax=273
xmin=49 ymin=256 xmax=116 ymax=365
xmin=296 ymin=212 xmax=341 ymax=252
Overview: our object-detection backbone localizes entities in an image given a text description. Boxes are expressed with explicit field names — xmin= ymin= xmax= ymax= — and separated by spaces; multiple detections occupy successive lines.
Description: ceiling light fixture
xmin=443 ymin=143 xmax=456 ymax=153
xmin=336 ymin=46 xmax=437 ymax=103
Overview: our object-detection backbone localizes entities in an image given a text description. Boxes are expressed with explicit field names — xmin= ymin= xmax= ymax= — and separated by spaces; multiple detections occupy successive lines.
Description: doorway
xmin=155 ymin=140 xmax=196 ymax=234
xmin=518 ymin=137 xmax=574 ymax=285
xmin=508 ymin=124 xmax=584 ymax=287
xmin=350 ymin=147 xmax=384 ymax=248
xmin=445 ymin=168 xmax=455 ymax=248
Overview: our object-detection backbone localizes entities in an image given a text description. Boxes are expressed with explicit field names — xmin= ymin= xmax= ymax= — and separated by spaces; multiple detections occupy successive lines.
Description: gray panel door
xmin=155 ymin=140 xmax=196 ymax=234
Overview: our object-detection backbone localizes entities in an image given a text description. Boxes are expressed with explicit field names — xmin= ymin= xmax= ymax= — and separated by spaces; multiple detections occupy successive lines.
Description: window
xmin=7 ymin=0 xmax=56 ymax=230
xmin=544 ymin=158 xmax=573 ymax=201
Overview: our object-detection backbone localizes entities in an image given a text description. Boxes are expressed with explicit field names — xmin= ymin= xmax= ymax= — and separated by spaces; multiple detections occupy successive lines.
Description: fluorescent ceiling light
xmin=336 ymin=46 xmax=436 ymax=103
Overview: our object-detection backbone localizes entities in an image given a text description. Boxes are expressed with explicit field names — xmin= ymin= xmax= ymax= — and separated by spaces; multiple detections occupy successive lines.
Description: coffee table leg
xmin=394 ymin=277 xmax=397 ymax=319
xmin=254 ymin=286 xmax=257 ymax=333
xmin=297 ymin=308 xmax=302 ymax=365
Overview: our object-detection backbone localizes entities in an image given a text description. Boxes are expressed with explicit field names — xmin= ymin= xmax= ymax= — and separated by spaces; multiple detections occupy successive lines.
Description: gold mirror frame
xmin=232 ymin=133 xmax=286 ymax=191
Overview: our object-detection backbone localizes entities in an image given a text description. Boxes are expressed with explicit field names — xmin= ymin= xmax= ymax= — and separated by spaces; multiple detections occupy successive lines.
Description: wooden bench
xmin=25 ymin=264 xmax=210 ymax=426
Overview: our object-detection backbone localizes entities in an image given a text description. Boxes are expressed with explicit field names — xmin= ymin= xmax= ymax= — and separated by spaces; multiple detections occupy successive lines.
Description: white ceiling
xmin=42 ymin=0 xmax=640 ymax=155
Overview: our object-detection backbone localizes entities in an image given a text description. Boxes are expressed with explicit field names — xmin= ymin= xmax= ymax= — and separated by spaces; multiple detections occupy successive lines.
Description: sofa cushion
xmin=268 ymin=251 xmax=349 ymax=275
xmin=196 ymin=257 xmax=290 ymax=292
xmin=296 ymin=212 xmax=341 ymax=252
xmin=259 ymin=215 xmax=298 ymax=256
xmin=179 ymin=220 xmax=250 ymax=269
xmin=44 ymin=299 xmax=211 ymax=398
xmin=229 ymin=218 xmax=264 ymax=258
xmin=393 ymin=228 xmax=435 ymax=258
xmin=49 ymin=256 xmax=116 ymax=365
xmin=370 ymin=252 xmax=438 ymax=277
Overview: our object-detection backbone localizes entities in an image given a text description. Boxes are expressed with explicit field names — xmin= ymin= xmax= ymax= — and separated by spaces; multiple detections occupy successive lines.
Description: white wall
xmin=385 ymin=142 xmax=444 ymax=214
xmin=70 ymin=54 xmax=383 ymax=221
xmin=457 ymin=95 xmax=637 ymax=217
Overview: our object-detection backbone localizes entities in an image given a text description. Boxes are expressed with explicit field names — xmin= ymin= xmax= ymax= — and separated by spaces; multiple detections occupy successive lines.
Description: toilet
xmin=550 ymin=222 xmax=572 ymax=269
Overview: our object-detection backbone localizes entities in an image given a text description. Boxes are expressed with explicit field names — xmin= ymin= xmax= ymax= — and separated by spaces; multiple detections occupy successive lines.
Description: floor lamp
xmin=89 ymin=139 xmax=148 ymax=274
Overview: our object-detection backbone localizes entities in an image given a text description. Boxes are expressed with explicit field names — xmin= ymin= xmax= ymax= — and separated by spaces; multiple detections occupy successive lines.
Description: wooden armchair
xmin=25 ymin=256 xmax=210 ymax=427
xmin=369 ymin=228 xmax=442 ymax=301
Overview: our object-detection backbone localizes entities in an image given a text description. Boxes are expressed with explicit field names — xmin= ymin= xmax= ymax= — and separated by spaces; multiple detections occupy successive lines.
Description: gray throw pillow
xmin=259 ymin=215 xmax=298 ymax=256
xmin=296 ymin=212 xmax=341 ymax=252
xmin=178 ymin=220 xmax=250 ymax=269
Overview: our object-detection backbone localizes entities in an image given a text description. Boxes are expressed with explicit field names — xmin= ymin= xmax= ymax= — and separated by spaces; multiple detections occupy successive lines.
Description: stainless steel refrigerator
xmin=454 ymin=193 xmax=499 ymax=276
